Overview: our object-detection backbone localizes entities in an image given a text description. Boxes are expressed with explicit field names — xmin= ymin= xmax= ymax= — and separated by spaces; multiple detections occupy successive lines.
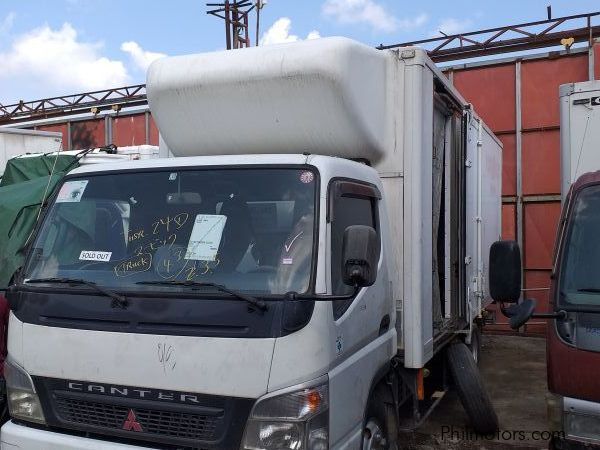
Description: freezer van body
xmin=1 ymin=38 xmax=502 ymax=450
xmin=0 ymin=128 xmax=62 ymax=178
xmin=560 ymin=80 xmax=600 ymax=197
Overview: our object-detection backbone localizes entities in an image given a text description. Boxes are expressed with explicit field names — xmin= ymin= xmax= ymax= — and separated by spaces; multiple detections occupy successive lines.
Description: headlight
xmin=565 ymin=412 xmax=600 ymax=442
xmin=4 ymin=358 xmax=46 ymax=425
xmin=241 ymin=378 xmax=329 ymax=450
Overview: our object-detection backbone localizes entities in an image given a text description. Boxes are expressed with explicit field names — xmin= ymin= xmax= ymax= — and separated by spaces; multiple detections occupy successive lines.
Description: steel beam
xmin=502 ymin=195 xmax=561 ymax=204
xmin=379 ymin=12 xmax=600 ymax=63
xmin=515 ymin=60 xmax=524 ymax=304
xmin=0 ymin=85 xmax=146 ymax=124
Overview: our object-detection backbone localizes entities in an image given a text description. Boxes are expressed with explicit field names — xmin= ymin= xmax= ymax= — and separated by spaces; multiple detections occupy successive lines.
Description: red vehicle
xmin=489 ymin=81 xmax=600 ymax=449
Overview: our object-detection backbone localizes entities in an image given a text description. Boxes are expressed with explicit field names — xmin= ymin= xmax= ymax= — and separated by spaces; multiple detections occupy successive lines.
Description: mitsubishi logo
xmin=122 ymin=409 xmax=143 ymax=432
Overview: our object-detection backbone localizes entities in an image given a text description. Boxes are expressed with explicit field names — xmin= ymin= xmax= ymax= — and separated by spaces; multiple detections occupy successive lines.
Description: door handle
xmin=378 ymin=315 xmax=390 ymax=336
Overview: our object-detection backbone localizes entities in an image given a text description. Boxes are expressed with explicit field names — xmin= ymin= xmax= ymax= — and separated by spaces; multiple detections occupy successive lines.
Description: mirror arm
xmin=531 ymin=310 xmax=567 ymax=320
xmin=499 ymin=301 xmax=567 ymax=320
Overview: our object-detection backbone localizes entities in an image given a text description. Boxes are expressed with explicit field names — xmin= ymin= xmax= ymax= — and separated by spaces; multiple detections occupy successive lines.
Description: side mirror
xmin=489 ymin=240 xmax=521 ymax=303
xmin=342 ymin=225 xmax=380 ymax=288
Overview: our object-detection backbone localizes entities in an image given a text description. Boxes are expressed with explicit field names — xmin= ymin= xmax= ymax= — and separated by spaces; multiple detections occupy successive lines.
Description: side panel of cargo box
xmin=464 ymin=113 xmax=502 ymax=323
xmin=381 ymin=50 xmax=502 ymax=369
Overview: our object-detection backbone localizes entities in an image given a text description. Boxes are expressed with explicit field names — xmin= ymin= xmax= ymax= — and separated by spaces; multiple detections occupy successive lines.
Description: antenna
xmin=207 ymin=0 xmax=263 ymax=49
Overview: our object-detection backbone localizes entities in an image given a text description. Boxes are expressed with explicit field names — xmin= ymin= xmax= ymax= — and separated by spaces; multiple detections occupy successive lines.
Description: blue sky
xmin=0 ymin=0 xmax=598 ymax=104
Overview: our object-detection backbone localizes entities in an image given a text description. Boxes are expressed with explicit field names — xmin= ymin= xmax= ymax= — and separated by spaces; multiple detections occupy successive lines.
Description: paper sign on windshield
xmin=184 ymin=215 xmax=227 ymax=261
xmin=56 ymin=180 xmax=89 ymax=203
xmin=79 ymin=251 xmax=112 ymax=262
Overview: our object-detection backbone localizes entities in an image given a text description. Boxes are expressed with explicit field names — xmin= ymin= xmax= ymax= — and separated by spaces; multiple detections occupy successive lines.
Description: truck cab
xmin=1 ymin=37 xmax=502 ymax=449
xmin=549 ymin=81 xmax=600 ymax=448
xmin=3 ymin=154 xmax=394 ymax=449
xmin=547 ymin=171 xmax=600 ymax=448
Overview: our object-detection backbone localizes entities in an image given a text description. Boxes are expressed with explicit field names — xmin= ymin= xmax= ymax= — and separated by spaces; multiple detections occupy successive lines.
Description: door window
xmin=329 ymin=180 xmax=379 ymax=318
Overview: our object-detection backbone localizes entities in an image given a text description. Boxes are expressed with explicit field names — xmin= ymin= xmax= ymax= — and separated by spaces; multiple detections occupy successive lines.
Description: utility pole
xmin=255 ymin=0 xmax=266 ymax=46
xmin=207 ymin=0 xmax=265 ymax=49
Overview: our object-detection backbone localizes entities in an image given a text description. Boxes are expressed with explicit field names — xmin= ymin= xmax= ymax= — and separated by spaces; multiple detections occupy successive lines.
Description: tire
xmin=466 ymin=325 xmax=482 ymax=365
xmin=446 ymin=341 xmax=499 ymax=434
xmin=362 ymin=386 xmax=396 ymax=450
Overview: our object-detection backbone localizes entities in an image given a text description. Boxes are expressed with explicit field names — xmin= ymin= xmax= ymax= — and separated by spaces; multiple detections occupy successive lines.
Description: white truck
xmin=0 ymin=128 xmax=63 ymax=179
xmin=1 ymin=38 xmax=502 ymax=449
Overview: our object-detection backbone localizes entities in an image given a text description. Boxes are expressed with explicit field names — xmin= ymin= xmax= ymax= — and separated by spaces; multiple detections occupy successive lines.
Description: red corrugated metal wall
xmin=112 ymin=115 xmax=146 ymax=147
xmin=32 ymin=112 xmax=160 ymax=150
xmin=451 ymin=48 xmax=596 ymax=334
xmin=70 ymin=119 xmax=105 ymax=149
xmin=36 ymin=123 xmax=68 ymax=146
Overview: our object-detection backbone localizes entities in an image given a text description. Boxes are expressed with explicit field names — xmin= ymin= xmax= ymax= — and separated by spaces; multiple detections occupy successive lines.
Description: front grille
xmin=55 ymin=395 xmax=219 ymax=441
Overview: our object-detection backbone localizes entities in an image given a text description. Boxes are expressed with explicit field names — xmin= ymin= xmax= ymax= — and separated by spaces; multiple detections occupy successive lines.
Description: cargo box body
xmin=0 ymin=128 xmax=62 ymax=177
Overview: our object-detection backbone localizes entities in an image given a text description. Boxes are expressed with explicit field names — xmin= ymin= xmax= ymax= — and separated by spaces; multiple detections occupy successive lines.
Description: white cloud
xmin=0 ymin=12 xmax=16 ymax=35
xmin=322 ymin=0 xmax=427 ymax=33
xmin=0 ymin=23 xmax=129 ymax=95
xmin=121 ymin=41 xmax=166 ymax=72
xmin=433 ymin=18 xmax=474 ymax=37
xmin=260 ymin=18 xmax=321 ymax=46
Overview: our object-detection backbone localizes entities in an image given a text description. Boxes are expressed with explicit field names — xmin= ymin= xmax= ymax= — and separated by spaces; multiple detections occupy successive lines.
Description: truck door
xmin=326 ymin=178 xmax=393 ymax=444
xmin=432 ymin=97 xmax=467 ymax=335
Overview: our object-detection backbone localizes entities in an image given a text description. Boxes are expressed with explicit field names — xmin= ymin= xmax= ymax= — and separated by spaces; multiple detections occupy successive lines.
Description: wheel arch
xmin=361 ymin=360 xmax=399 ymax=449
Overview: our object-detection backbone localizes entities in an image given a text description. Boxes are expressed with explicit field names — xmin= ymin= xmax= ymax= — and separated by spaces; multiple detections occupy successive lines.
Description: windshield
xmin=24 ymin=167 xmax=317 ymax=295
xmin=559 ymin=184 xmax=600 ymax=307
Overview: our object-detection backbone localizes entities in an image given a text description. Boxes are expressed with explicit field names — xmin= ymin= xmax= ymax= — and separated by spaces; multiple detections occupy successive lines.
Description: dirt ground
xmin=399 ymin=334 xmax=550 ymax=450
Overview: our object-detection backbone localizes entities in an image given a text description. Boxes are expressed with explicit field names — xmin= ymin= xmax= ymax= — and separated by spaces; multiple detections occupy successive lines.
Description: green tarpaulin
xmin=0 ymin=154 xmax=78 ymax=187
xmin=0 ymin=154 xmax=80 ymax=289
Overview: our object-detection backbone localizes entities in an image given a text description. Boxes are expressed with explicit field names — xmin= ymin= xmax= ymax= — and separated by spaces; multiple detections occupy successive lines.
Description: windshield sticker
xmin=79 ymin=251 xmax=112 ymax=262
xmin=56 ymin=180 xmax=89 ymax=203
xmin=184 ymin=214 xmax=227 ymax=261
xmin=300 ymin=171 xmax=314 ymax=184
xmin=282 ymin=257 xmax=293 ymax=265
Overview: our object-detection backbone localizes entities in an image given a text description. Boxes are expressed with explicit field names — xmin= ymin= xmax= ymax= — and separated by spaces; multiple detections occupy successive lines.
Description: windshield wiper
xmin=577 ymin=288 xmax=600 ymax=293
xmin=136 ymin=281 xmax=267 ymax=312
xmin=26 ymin=277 xmax=129 ymax=309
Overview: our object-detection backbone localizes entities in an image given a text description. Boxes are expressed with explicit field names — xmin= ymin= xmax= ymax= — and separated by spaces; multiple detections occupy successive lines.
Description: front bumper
xmin=0 ymin=421 xmax=155 ymax=450
xmin=550 ymin=396 xmax=600 ymax=450
xmin=552 ymin=436 xmax=600 ymax=450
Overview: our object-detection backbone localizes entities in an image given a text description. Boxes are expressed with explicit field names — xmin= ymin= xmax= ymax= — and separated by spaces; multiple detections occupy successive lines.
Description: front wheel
xmin=362 ymin=386 xmax=397 ymax=450
xmin=363 ymin=417 xmax=388 ymax=450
